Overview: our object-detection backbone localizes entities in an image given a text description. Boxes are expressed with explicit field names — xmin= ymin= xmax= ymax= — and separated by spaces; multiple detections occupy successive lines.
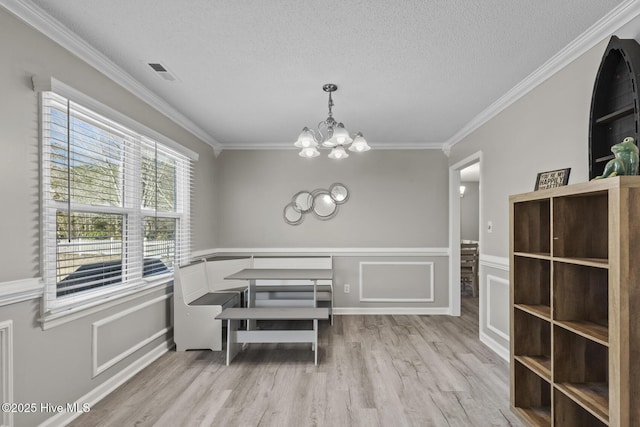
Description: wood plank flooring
xmin=70 ymin=297 xmax=521 ymax=426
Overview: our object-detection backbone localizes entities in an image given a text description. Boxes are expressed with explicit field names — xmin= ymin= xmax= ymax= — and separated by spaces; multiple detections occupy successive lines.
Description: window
xmin=41 ymin=92 xmax=193 ymax=311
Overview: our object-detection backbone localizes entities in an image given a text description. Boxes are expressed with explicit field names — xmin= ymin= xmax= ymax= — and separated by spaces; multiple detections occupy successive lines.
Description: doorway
xmin=459 ymin=163 xmax=480 ymax=323
xmin=448 ymin=152 xmax=482 ymax=317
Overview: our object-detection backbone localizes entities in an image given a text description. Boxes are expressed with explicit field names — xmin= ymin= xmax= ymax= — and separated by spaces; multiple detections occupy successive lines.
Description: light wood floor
xmin=70 ymin=297 xmax=521 ymax=426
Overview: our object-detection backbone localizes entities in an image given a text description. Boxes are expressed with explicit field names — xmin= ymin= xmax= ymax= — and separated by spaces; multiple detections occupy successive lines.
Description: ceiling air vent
xmin=147 ymin=62 xmax=177 ymax=81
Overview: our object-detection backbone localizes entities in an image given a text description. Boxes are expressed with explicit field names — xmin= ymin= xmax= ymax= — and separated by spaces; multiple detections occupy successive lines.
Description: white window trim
xmin=36 ymin=76 xmax=195 ymax=325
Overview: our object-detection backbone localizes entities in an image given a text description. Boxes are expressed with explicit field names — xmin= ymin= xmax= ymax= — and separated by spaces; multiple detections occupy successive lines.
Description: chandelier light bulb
xmin=328 ymin=145 xmax=349 ymax=160
xmin=299 ymin=147 xmax=320 ymax=158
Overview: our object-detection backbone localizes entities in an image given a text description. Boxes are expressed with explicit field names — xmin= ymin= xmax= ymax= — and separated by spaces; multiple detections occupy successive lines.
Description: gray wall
xmin=460 ymin=181 xmax=479 ymax=241
xmin=0 ymin=8 xmax=217 ymax=426
xmin=216 ymin=149 xmax=449 ymax=248
xmin=449 ymin=40 xmax=607 ymax=354
xmin=448 ymin=41 xmax=606 ymax=259
xmin=213 ymin=149 xmax=452 ymax=311
xmin=448 ymin=19 xmax=640 ymax=354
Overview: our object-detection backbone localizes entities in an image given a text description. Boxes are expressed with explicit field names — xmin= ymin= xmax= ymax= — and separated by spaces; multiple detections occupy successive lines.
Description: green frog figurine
xmin=593 ymin=136 xmax=639 ymax=179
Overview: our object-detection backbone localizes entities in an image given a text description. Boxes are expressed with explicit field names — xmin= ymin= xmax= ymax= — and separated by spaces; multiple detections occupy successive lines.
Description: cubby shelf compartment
xmin=514 ymin=310 xmax=551 ymax=381
xmin=513 ymin=361 xmax=552 ymax=427
xmin=553 ymin=262 xmax=608 ymax=346
xmin=552 ymin=193 xmax=608 ymax=260
xmin=553 ymin=326 xmax=609 ymax=423
xmin=513 ymin=200 xmax=550 ymax=255
xmin=554 ymin=388 xmax=608 ymax=427
xmin=513 ymin=256 xmax=550 ymax=319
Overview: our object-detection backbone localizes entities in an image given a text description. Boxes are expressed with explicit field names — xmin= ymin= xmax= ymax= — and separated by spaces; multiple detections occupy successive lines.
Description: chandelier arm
xmin=305 ymin=127 xmax=320 ymax=144
xmin=316 ymin=120 xmax=329 ymax=144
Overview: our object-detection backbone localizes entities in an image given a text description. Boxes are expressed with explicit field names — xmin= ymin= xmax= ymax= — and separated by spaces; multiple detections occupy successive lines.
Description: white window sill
xmin=39 ymin=273 xmax=174 ymax=330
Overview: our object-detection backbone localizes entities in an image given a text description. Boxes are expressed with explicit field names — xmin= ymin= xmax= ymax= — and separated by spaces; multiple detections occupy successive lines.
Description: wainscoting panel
xmin=478 ymin=259 xmax=510 ymax=361
xmin=92 ymin=294 xmax=171 ymax=377
xmin=0 ymin=320 xmax=13 ymax=427
xmin=486 ymin=274 xmax=510 ymax=341
xmin=359 ymin=262 xmax=434 ymax=302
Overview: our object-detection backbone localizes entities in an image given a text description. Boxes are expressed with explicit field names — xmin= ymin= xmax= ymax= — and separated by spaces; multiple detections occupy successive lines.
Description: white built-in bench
xmin=216 ymin=307 xmax=329 ymax=365
xmin=173 ymin=257 xmax=251 ymax=351
xmin=174 ymin=255 xmax=333 ymax=354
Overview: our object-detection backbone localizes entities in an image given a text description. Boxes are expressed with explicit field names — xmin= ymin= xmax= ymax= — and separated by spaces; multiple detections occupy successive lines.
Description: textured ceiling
xmin=27 ymin=0 xmax=624 ymax=148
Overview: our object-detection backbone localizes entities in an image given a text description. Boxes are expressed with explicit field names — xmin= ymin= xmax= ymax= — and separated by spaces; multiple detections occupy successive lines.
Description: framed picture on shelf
xmin=534 ymin=168 xmax=571 ymax=190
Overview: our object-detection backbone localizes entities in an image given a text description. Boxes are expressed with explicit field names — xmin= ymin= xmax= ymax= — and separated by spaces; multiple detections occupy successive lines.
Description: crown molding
xmin=1 ymin=0 xmax=222 ymax=151
xmin=442 ymin=0 xmax=640 ymax=152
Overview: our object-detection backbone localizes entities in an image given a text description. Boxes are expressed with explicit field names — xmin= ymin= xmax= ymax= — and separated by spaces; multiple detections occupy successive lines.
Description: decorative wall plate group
xmin=283 ymin=183 xmax=349 ymax=225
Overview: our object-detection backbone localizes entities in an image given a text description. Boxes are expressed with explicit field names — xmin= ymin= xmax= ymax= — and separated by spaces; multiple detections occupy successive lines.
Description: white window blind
xmin=41 ymin=92 xmax=193 ymax=312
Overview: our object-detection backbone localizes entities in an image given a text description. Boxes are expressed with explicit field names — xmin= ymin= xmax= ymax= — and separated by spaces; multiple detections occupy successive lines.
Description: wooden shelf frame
xmin=510 ymin=177 xmax=640 ymax=426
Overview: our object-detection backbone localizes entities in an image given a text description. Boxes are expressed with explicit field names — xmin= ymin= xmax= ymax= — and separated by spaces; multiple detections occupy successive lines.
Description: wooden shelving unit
xmin=510 ymin=177 xmax=640 ymax=426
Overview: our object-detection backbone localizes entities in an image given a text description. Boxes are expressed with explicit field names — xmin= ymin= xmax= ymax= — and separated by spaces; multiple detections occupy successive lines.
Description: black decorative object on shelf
xmin=589 ymin=36 xmax=640 ymax=179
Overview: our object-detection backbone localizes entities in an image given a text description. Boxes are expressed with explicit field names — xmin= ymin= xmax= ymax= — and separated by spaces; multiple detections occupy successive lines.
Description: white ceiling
xmin=23 ymin=0 xmax=625 ymax=150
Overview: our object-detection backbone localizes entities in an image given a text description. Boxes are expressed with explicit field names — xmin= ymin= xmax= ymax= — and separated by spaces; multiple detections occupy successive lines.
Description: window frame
xmin=38 ymin=80 xmax=197 ymax=316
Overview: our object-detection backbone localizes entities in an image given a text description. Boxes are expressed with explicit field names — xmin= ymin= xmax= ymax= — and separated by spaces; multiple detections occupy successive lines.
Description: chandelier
xmin=295 ymin=84 xmax=370 ymax=159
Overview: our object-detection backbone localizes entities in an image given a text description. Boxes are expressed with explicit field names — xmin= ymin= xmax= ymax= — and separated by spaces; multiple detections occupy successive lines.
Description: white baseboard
xmin=38 ymin=340 xmax=173 ymax=427
xmin=479 ymin=331 xmax=510 ymax=362
xmin=334 ymin=307 xmax=450 ymax=315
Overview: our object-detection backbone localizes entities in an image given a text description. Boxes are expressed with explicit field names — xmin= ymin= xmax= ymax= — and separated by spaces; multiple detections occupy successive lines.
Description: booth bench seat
xmin=173 ymin=257 xmax=251 ymax=351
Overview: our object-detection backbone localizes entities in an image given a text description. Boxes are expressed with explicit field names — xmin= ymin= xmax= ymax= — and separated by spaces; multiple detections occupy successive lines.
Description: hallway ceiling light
xmin=295 ymin=84 xmax=370 ymax=159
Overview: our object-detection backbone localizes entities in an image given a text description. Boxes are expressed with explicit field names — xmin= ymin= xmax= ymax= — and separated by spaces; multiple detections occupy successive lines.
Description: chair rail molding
xmin=0 ymin=278 xmax=43 ymax=308
xmin=192 ymin=247 xmax=449 ymax=259
xmin=479 ymin=253 xmax=509 ymax=271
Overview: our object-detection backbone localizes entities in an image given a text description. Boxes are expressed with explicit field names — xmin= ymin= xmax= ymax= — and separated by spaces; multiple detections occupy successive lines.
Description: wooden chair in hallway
xmin=460 ymin=242 xmax=479 ymax=297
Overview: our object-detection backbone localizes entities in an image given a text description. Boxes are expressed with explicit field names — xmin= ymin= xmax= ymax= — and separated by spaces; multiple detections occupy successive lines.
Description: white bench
xmin=216 ymin=307 xmax=329 ymax=365
xmin=173 ymin=257 xmax=251 ymax=351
